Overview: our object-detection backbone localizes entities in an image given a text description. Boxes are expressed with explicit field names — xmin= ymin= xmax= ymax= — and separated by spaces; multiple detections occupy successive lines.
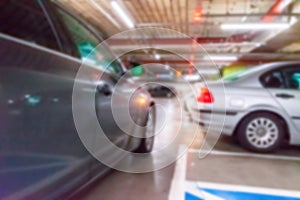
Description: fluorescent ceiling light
xmin=201 ymin=42 xmax=262 ymax=46
xmin=221 ymin=16 xmax=298 ymax=30
xmin=205 ymin=55 xmax=238 ymax=61
xmin=290 ymin=16 xmax=298 ymax=25
xmin=89 ymin=0 xmax=121 ymax=29
xmin=241 ymin=16 xmax=247 ymax=22
xmin=154 ymin=54 xmax=161 ymax=60
xmin=111 ymin=1 xmax=134 ymax=28
xmin=221 ymin=22 xmax=291 ymax=30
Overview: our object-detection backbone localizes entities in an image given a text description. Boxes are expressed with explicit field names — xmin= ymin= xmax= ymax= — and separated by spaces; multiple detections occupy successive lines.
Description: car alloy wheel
xmin=245 ymin=117 xmax=279 ymax=149
xmin=237 ymin=113 xmax=284 ymax=152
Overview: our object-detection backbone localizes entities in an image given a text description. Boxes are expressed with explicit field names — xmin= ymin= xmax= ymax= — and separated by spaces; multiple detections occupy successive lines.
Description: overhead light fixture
xmin=222 ymin=16 xmax=298 ymax=30
xmin=193 ymin=6 xmax=203 ymax=23
xmin=204 ymin=55 xmax=238 ymax=61
xmin=193 ymin=0 xmax=203 ymax=23
xmin=290 ymin=16 xmax=298 ymax=25
xmin=89 ymin=0 xmax=121 ymax=29
xmin=241 ymin=16 xmax=247 ymax=22
xmin=154 ymin=54 xmax=161 ymax=60
xmin=221 ymin=22 xmax=291 ymax=30
xmin=111 ymin=1 xmax=134 ymax=28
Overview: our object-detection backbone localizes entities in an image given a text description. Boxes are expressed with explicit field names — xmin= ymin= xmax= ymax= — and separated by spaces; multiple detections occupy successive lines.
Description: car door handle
xmin=97 ymin=83 xmax=112 ymax=96
xmin=275 ymin=93 xmax=294 ymax=99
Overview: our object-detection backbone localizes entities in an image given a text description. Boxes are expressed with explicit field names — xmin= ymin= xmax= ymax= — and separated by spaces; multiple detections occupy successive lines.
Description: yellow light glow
xmin=136 ymin=96 xmax=147 ymax=106
xmin=176 ymin=70 xmax=182 ymax=77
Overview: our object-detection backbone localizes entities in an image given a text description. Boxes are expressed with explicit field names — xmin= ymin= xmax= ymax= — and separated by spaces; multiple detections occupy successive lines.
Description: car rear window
xmin=223 ymin=66 xmax=263 ymax=82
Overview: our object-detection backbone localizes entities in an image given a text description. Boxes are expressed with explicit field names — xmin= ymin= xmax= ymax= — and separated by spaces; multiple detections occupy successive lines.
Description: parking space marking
xmin=188 ymin=149 xmax=300 ymax=161
xmin=169 ymin=145 xmax=187 ymax=200
xmin=184 ymin=181 xmax=300 ymax=200
xmin=185 ymin=181 xmax=223 ymax=200
xmin=197 ymin=181 xmax=300 ymax=199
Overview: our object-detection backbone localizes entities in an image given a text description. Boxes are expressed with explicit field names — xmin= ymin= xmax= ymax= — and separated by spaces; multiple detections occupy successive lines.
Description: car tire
xmin=237 ymin=113 xmax=284 ymax=153
xmin=135 ymin=105 xmax=156 ymax=153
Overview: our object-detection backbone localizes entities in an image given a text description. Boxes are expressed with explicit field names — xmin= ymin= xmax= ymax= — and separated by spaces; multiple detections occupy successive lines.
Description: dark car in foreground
xmin=0 ymin=0 xmax=155 ymax=199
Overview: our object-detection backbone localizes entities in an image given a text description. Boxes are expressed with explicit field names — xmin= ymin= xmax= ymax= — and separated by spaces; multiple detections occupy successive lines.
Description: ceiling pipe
xmin=107 ymin=36 xmax=254 ymax=46
xmin=233 ymin=0 xmax=295 ymax=64
xmin=136 ymin=58 xmax=297 ymax=65
xmin=263 ymin=0 xmax=294 ymax=22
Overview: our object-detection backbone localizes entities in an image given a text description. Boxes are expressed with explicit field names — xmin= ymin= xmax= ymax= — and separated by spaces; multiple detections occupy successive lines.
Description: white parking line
xmin=188 ymin=149 xmax=300 ymax=161
xmin=168 ymin=145 xmax=187 ymax=200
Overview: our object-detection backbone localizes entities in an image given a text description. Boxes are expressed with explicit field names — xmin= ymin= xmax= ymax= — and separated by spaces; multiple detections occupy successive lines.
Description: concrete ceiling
xmin=59 ymin=0 xmax=300 ymax=69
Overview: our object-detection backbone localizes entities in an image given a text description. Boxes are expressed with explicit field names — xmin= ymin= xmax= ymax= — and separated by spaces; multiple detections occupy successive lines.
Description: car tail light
xmin=197 ymin=87 xmax=214 ymax=103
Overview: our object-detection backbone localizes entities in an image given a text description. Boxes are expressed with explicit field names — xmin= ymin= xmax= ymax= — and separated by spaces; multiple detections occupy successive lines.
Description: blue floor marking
xmin=202 ymin=188 xmax=300 ymax=200
xmin=184 ymin=181 xmax=300 ymax=200
xmin=185 ymin=192 xmax=203 ymax=200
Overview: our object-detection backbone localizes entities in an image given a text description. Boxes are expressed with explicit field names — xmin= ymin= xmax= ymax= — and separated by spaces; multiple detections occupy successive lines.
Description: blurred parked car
xmin=148 ymin=85 xmax=176 ymax=98
xmin=190 ymin=62 xmax=300 ymax=152
xmin=0 ymin=0 xmax=155 ymax=199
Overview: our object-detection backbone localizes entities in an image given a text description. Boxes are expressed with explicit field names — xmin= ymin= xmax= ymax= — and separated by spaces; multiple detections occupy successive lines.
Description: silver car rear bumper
xmin=189 ymin=108 xmax=241 ymax=136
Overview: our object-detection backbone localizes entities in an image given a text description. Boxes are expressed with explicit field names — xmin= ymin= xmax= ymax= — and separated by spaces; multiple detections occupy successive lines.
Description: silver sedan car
xmin=190 ymin=61 xmax=300 ymax=152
